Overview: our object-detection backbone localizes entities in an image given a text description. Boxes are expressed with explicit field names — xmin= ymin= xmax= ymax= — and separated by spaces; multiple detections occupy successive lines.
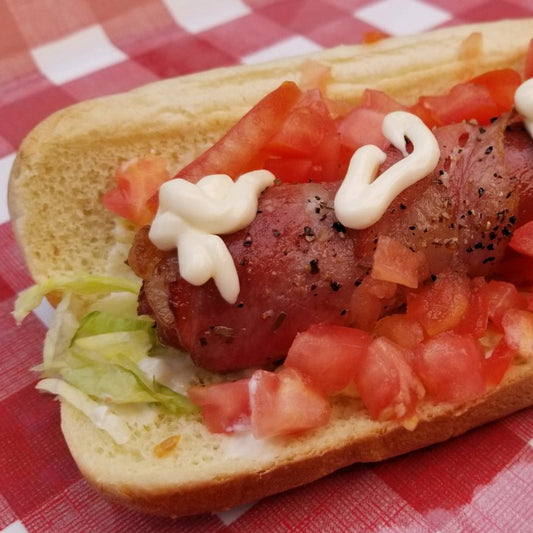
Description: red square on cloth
xmin=0 ymin=84 xmax=76 ymax=152
xmin=63 ymin=60 xmax=159 ymax=101
xmin=256 ymin=0 xmax=348 ymax=35
xmin=6 ymin=0 xmax=96 ymax=48
xmin=306 ymin=16 xmax=383 ymax=47
xmin=199 ymin=12 xmax=293 ymax=59
xmin=133 ymin=34 xmax=236 ymax=78
xmin=91 ymin=0 xmax=181 ymax=55
xmin=431 ymin=0 xmax=533 ymax=20
xmin=374 ymin=420 xmax=530 ymax=529
xmin=0 ymin=383 xmax=81 ymax=518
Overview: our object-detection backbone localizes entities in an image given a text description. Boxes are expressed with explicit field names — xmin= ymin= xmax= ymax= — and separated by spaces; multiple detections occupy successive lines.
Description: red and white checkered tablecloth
xmin=2 ymin=1 xmax=533 ymax=531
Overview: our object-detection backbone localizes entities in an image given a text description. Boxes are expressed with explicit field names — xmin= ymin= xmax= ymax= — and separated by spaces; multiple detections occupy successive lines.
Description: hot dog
xmin=9 ymin=18 xmax=533 ymax=517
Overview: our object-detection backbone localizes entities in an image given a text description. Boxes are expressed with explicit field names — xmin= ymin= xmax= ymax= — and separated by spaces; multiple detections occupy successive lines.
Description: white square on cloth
xmin=162 ymin=0 xmax=251 ymax=33
xmin=242 ymin=35 xmax=323 ymax=65
xmin=355 ymin=0 xmax=452 ymax=36
xmin=0 ymin=520 xmax=29 ymax=533
xmin=30 ymin=24 xmax=128 ymax=85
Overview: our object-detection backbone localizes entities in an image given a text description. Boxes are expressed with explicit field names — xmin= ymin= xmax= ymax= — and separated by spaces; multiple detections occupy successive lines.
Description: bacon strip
xmin=129 ymin=116 xmax=533 ymax=372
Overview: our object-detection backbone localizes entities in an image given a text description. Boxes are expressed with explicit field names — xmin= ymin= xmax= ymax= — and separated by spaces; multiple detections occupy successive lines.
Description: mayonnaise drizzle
xmin=149 ymin=112 xmax=440 ymax=302
xmin=515 ymin=78 xmax=533 ymax=138
xmin=333 ymin=111 xmax=440 ymax=229
xmin=149 ymin=170 xmax=275 ymax=304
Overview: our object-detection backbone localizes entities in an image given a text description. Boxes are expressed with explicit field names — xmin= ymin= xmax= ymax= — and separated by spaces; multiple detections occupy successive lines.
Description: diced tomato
xmin=486 ymin=280 xmax=526 ymax=330
xmin=101 ymin=155 xmax=171 ymax=226
xmin=373 ymin=314 xmax=425 ymax=350
xmin=265 ymin=89 xmax=341 ymax=182
xmin=188 ymin=379 xmax=251 ymax=434
xmin=350 ymin=276 xmax=397 ymax=331
xmin=176 ymin=81 xmax=303 ymax=182
xmin=417 ymin=83 xmax=497 ymax=127
xmin=482 ymin=336 xmax=515 ymax=387
xmin=471 ymin=69 xmax=522 ymax=111
xmin=456 ymin=277 xmax=489 ymax=338
xmin=337 ymin=89 xmax=406 ymax=152
xmin=407 ymin=271 xmax=471 ymax=337
xmin=413 ymin=69 xmax=522 ymax=127
xmin=265 ymin=90 xmax=334 ymax=157
xmin=354 ymin=336 xmax=424 ymax=421
xmin=509 ymin=220 xmax=533 ymax=257
xmin=372 ymin=236 xmax=429 ymax=288
xmin=249 ymin=368 xmax=330 ymax=439
xmin=362 ymin=30 xmax=390 ymax=44
xmin=525 ymin=38 xmax=533 ymax=79
xmin=501 ymin=308 xmax=533 ymax=358
xmin=414 ymin=332 xmax=486 ymax=402
xmin=359 ymin=89 xmax=407 ymax=114
xmin=262 ymin=157 xmax=313 ymax=183
xmin=338 ymin=106 xmax=387 ymax=151
xmin=285 ymin=323 xmax=372 ymax=394
xmin=266 ymin=90 xmax=332 ymax=158
xmin=406 ymin=271 xmax=488 ymax=338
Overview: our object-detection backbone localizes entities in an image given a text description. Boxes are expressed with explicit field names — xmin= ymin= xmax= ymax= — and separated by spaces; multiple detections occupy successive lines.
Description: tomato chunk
xmin=354 ymin=337 xmax=424 ymax=421
xmin=176 ymin=81 xmax=302 ymax=182
xmin=249 ymin=368 xmax=330 ymax=439
xmin=413 ymin=69 xmax=521 ymax=126
xmin=372 ymin=236 xmax=429 ymax=288
xmin=188 ymin=379 xmax=251 ymax=434
xmin=459 ymin=277 xmax=490 ymax=338
xmin=265 ymin=89 xmax=341 ymax=182
xmin=486 ymin=280 xmax=526 ymax=330
xmin=285 ymin=323 xmax=372 ymax=394
xmin=407 ymin=271 xmax=471 ymax=337
xmin=482 ymin=336 xmax=515 ymax=387
xmin=415 ymin=332 xmax=486 ymax=402
xmin=373 ymin=314 xmax=425 ymax=350
xmin=362 ymin=30 xmax=390 ymax=44
xmin=501 ymin=308 xmax=533 ymax=358
xmin=266 ymin=90 xmax=333 ymax=158
xmin=338 ymin=107 xmax=390 ymax=152
xmin=350 ymin=276 xmax=397 ymax=331
xmin=337 ymin=89 xmax=406 ymax=152
xmin=509 ymin=220 xmax=533 ymax=257
xmin=102 ymin=155 xmax=171 ymax=226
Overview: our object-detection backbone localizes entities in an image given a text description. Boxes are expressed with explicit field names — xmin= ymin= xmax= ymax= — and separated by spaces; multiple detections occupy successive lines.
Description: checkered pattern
xmin=2 ymin=1 xmax=533 ymax=531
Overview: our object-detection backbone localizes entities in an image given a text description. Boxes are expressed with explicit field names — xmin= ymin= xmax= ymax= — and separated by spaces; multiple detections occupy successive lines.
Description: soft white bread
xmin=8 ymin=18 xmax=533 ymax=283
xmin=61 ymin=361 xmax=533 ymax=517
xmin=8 ymin=19 xmax=533 ymax=517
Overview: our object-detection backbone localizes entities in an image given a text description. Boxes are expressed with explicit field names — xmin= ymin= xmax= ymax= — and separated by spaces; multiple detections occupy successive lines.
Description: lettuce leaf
xmin=36 ymin=378 xmax=133 ymax=445
xmin=13 ymin=274 xmax=141 ymax=324
xmin=18 ymin=274 xmax=200 ymax=437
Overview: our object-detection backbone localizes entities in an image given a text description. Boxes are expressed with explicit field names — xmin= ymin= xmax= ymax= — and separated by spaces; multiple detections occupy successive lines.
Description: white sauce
xmin=138 ymin=352 xmax=199 ymax=395
xmin=149 ymin=113 xmax=439 ymax=301
xmin=515 ymin=78 xmax=533 ymax=138
xmin=149 ymin=170 xmax=275 ymax=304
xmin=221 ymin=429 xmax=276 ymax=460
xmin=333 ymin=111 xmax=440 ymax=229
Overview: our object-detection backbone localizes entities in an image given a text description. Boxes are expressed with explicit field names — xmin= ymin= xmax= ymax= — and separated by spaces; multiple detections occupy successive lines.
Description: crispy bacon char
xmin=128 ymin=115 xmax=533 ymax=373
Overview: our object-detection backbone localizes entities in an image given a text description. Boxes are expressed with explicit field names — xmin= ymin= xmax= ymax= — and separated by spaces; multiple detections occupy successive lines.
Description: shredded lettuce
xmin=36 ymin=378 xmax=133 ymax=445
xmin=13 ymin=274 xmax=141 ymax=324
xmin=16 ymin=273 xmax=199 ymax=442
xmin=73 ymin=311 xmax=156 ymax=342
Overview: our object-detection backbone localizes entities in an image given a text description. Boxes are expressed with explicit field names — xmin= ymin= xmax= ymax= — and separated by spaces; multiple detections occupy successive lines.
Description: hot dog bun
xmin=9 ymin=19 xmax=533 ymax=517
